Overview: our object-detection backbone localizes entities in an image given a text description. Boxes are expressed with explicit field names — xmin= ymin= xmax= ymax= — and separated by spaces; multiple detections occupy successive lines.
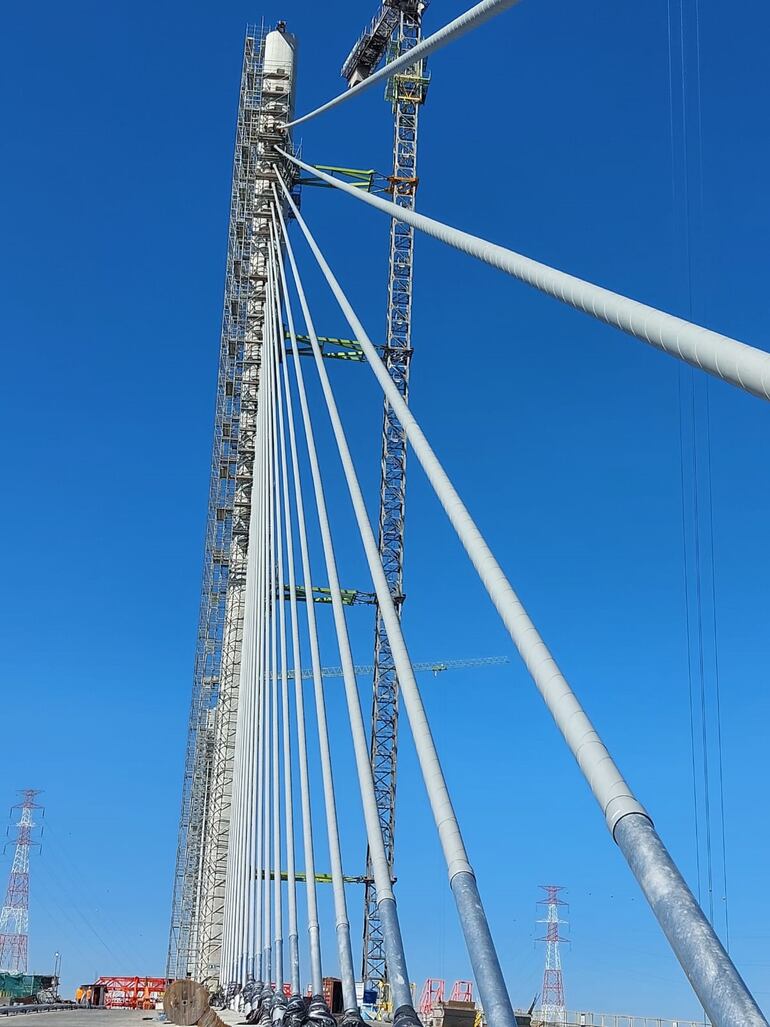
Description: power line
xmin=704 ymin=383 xmax=731 ymax=952
xmin=677 ymin=372 xmax=703 ymax=907
xmin=668 ymin=0 xmax=730 ymax=953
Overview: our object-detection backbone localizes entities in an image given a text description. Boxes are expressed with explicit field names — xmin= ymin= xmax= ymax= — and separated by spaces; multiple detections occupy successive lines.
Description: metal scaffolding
xmin=167 ymin=24 xmax=268 ymax=982
xmin=362 ymin=3 xmax=430 ymax=996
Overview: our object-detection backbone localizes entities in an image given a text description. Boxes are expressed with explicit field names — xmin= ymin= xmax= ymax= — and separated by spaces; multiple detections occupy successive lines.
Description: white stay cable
xmin=268 ymin=283 xmax=300 ymax=998
xmin=285 ymin=0 xmax=523 ymax=130
xmin=269 ymin=265 xmax=286 ymax=999
xmin=266 ymin=224 xmax=358 ymax=1013
xmin=271 ymin=203 xmax=415 ymax=1017
xmin=263 ymin=276 xmax=276 ymax=989
xmin=273 ymin=183 xmax=517 ymax=1027
xmin=234 ymin=363 xmax=268 ymax=983
xmin=222 ymin=542 xmax=248 ymax=982
xmin=255 ymin=390 xmax=272 ymax=980
xmin=269 ymin=230 xmax=324 ymax=1000
xmin=254 ymin=311 xmax=272 ymax=985
xmin=222 ymin=441 xmax=256 ymax=984
xmin=224 ymin=345 xmax=269 ymax=985
xmin=276 ymin=149 xmax=770 ymax=404
xmin=251 ymin=389 xmax=270 ymax=981
xmin=275 ymin=179 xmax=769 ymax=1027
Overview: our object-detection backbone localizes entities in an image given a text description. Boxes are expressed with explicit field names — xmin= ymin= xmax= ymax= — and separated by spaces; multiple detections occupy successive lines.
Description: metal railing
xmin=533 ymin=1014 xmax=707 ymax=1027
xmin=0 ymin=1005 xmax=89 ymax=1017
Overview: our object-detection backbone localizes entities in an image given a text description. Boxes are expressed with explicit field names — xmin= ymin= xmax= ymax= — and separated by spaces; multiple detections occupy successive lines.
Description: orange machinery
xmin=87 ymin=976 xmax=170 ymax=1009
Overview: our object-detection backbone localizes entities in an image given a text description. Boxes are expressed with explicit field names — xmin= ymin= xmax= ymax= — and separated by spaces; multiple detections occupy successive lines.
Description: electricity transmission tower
xmin=0 ymin=790 xmax=43 ymax=974
xmin=537 ymin=885 xmax=568 ymax=1025
xmin=341 ymin=0 xmax=430 ymax=997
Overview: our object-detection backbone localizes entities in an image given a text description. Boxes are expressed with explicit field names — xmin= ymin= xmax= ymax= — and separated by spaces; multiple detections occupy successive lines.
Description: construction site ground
xmin=10 ymin=1014 xmax=162 ymax=1027
xmin=217 ymin=1012 xmax=243 ymax=1026
xmin=9 ymin=1013 xmax=247 ymax=1027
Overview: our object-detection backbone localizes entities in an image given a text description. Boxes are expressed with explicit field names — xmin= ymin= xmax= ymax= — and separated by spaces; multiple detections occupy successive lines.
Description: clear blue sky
xmin=1 ymin=0 xmax=769 ymax=1019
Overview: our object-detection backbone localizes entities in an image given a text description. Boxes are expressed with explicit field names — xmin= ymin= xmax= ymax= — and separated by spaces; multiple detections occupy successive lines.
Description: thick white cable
xmin=277 ymin=150 xmax=770 ymax=403
xmin=226 ymin=374 xmax=260 ymax=984
xmin=223 ymin=532 xmax=250 ymax=982
xmin=267 ymin=225 xmax=358 ymax=1012
xmin=251 ymin=277 xmax=273 ymax=990
xmin=225 ymin=357 xmax=268 ymax=985
xmin=225 ymin=474 xmax=253 ymax=983
xmin=269 ymin=266 xmax=285 ymax=998
xmin=250 ymin=393 xmax=269 ymax=981
xmin=263 ymin=284 xmax=276 ymax=988
xmin=223 ymin=506 xmax=251 ymax=983
xmin=231 ymin=374 xmax=266 ymax=984
xmin=285 ymin=0 xmax=522 ymax=129
xmin=254 ymin=323 xmax=271 ymax=984
xmin=270 ymin=236 xmax=324 ymax=999
xmin=276 ymin=174 xmax=645 ymax=834
xmin=240 ymin=414 xmax=263 ymax=983
xmin=246 ymin=398 xmax=267 ymax=982
xmin=271 ymin=204 xmax=413 ymax=1013
xmin=268 ymin=291 xmax=299 ymax=998
xmin=257 ymin=390 xmax=271 ymax=974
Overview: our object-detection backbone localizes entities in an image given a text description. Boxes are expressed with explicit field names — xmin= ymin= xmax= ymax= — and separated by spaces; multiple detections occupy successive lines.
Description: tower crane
xmin=341 ymin=6 xmax=402 ymax=87
xmin=284 ymin=656 xmax=508 ymax=681
xmin=341 ymin=0 xmax=431 ymax=998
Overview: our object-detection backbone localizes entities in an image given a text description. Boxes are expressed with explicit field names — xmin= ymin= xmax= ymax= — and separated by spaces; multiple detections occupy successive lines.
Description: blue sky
xmin=2 ymin=0 xmax=769 ymax=1019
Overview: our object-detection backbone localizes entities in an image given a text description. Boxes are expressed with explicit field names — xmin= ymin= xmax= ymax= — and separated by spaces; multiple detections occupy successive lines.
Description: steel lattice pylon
xmin=537 ymin=886 xmax=568 ymax=1025
xmin=167 ymin=25 xmax=268 ymax=982
xmin=362 ymin=4 xmax=429 ymax=995
xmin=0 ymin=791 xmax=42 ymax=974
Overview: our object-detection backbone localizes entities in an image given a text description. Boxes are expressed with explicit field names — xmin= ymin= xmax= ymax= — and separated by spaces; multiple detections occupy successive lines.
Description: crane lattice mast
xmin=341 ymin=0 xmax=431 ymax=995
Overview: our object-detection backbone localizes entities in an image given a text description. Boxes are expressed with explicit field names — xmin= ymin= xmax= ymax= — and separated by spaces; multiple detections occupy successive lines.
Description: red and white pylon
xmin=0 ymin=790 xmax=43 ymax=973
xmin=537 ymin=885 xmax=568 ymax=1025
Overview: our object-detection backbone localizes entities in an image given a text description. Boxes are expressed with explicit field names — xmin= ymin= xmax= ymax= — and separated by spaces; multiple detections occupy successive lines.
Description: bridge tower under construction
xmin=169 ymin=10 xmax=429 ymax=993
xmin=167 ymin=23 xmax=297 ymax=984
